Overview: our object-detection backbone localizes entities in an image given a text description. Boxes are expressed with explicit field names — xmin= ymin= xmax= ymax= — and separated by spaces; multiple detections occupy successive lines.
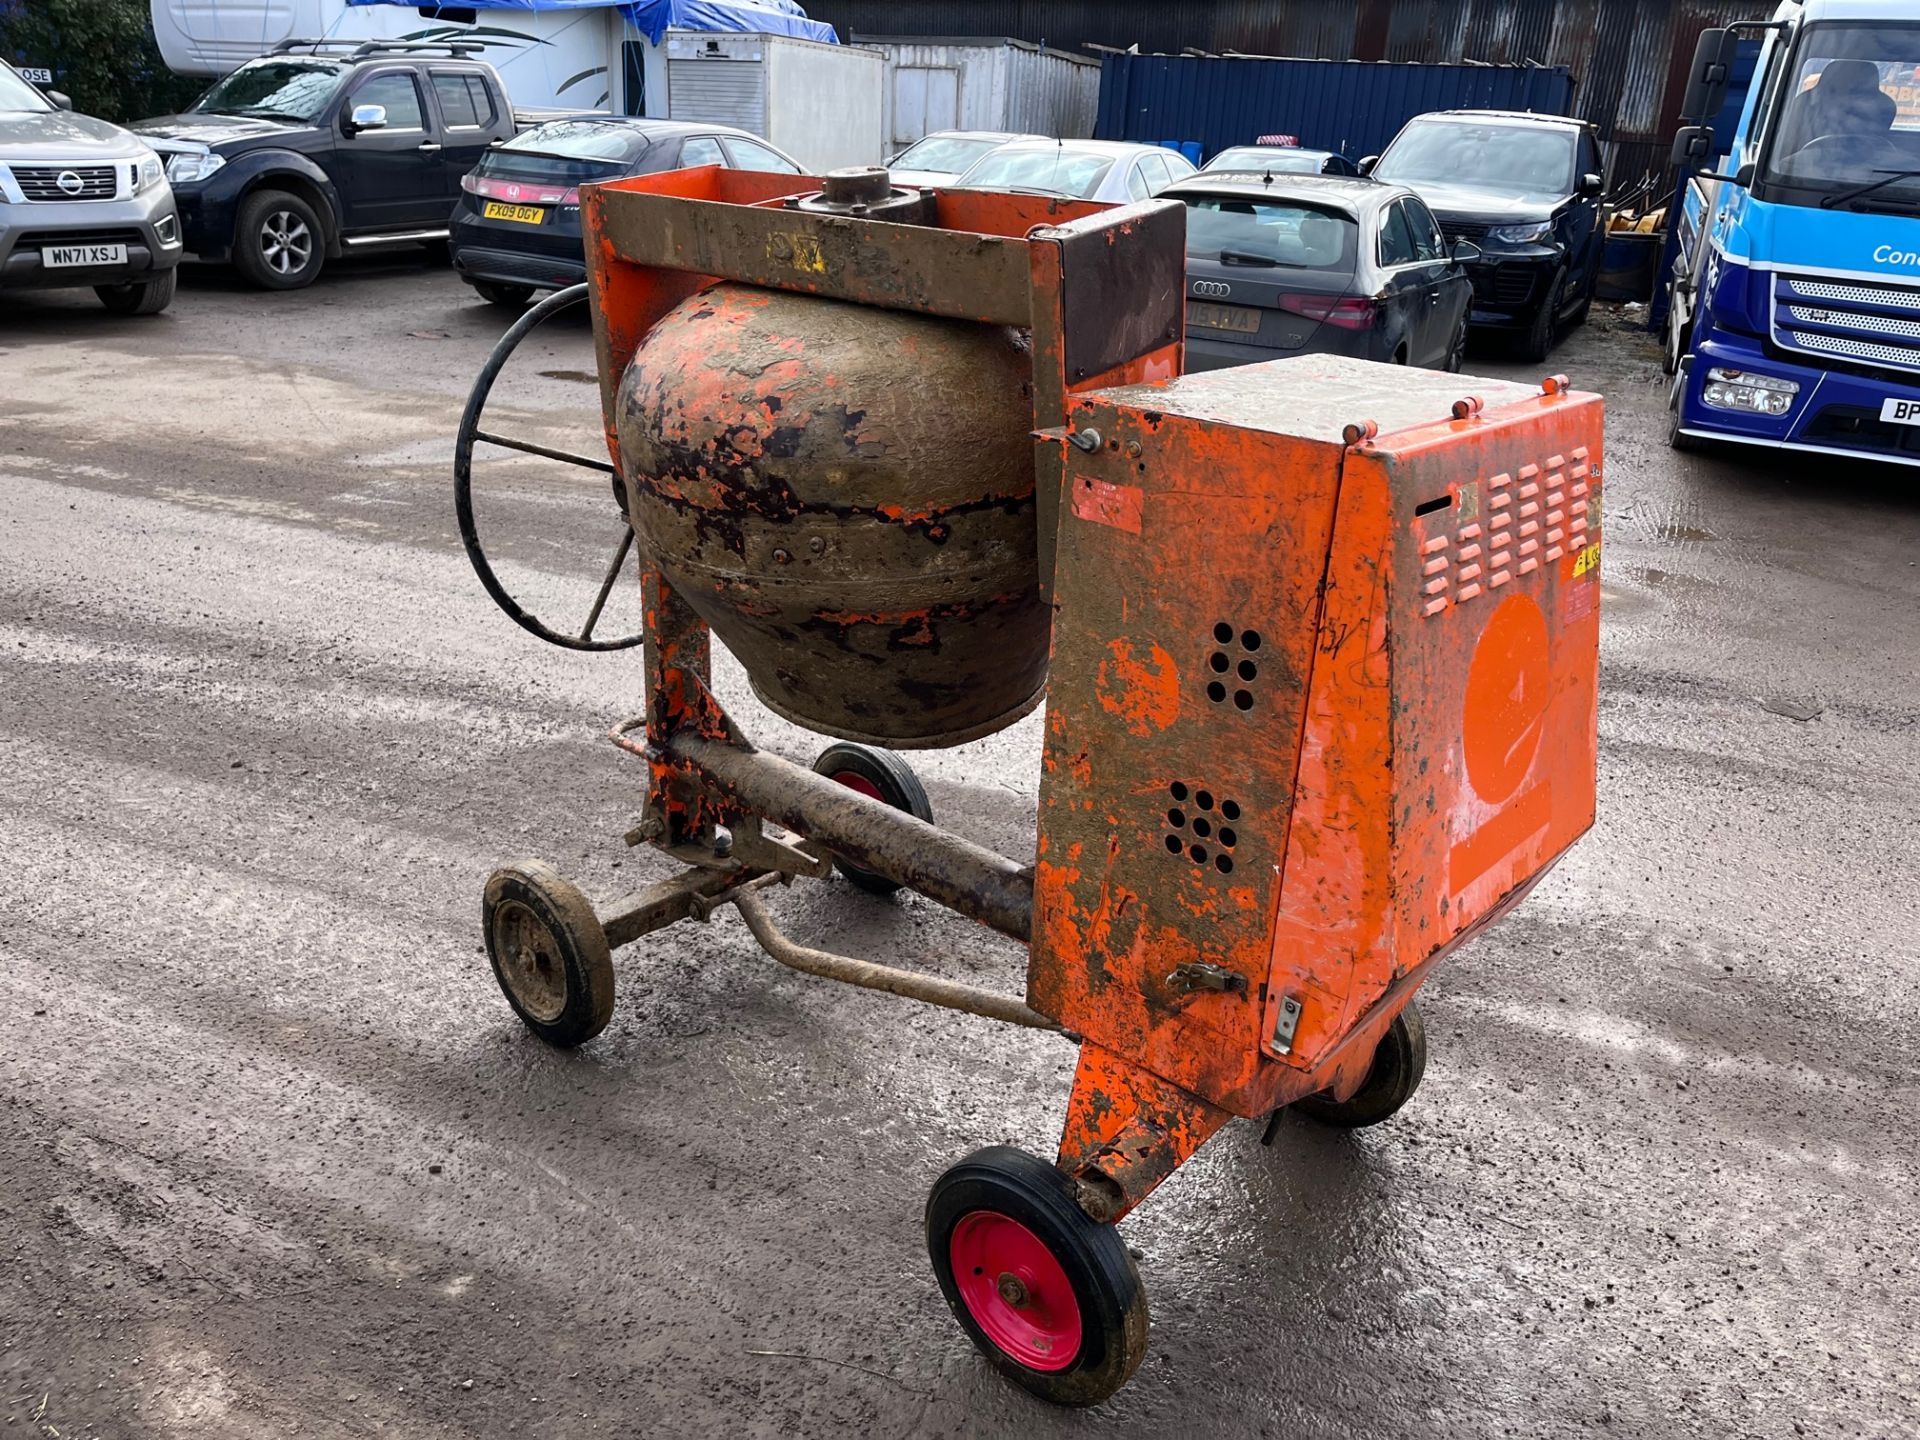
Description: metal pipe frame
xmin=732 ymin=889 xmax=1057 ymax=1032
xmin=665 ymin=731 xmax=1035 ymax=946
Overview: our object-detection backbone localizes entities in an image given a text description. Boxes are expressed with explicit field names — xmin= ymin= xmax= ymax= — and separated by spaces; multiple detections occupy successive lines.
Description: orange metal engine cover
xmin=1029 ymin=357 xmax=1603 ymax=1120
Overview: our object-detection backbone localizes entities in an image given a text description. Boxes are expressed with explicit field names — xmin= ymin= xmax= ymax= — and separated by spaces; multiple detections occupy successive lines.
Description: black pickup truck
xmin=131 ymin=40 xmax=516 ymax=289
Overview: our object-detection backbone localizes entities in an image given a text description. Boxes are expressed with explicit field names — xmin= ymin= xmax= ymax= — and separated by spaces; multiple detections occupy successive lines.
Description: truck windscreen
xmin=1761 ymin=22 xmax=1920 ymax=211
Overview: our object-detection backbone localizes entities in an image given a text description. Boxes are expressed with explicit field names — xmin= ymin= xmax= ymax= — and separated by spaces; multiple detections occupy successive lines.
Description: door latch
xmin=1165 ymin=961 xmax=1248 ymax=996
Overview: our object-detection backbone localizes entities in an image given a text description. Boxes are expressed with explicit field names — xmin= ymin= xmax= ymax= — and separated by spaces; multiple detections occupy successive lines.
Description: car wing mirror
xmin=1451 ymin=240 xmax=1483 ymax=265
xmin=46 ymin=89 xmax=73 ymax=111
xmin=346 ymin=103 xmax=388 ymax=135
xmin=1579 ymin=171 xmax=1604 ymax=197
xmin=1358 ymin=154 xmax=1379 ymax=176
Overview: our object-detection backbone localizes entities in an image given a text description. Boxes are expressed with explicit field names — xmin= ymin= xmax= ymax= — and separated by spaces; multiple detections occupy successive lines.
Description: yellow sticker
xmin=770 ymin=231 xmax=828 ymax=273
xmin=1573 ymin=541 xmax=1602 ymax=576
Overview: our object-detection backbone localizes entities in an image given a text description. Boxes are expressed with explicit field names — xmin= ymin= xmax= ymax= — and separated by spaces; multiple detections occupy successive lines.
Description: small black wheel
xmin=811 ymin=741 xmax=931 ymax=895
xmin=472 ymin=280 xmax=535 ymax=310
xmin=95 ymin=269 xmax=176 ymax=315
xmin=927 ymin=1146 xmax=1148 ymax=1407
xmin=1293 ymin=1002 xmax=1427 ymax=1129
xmin=482 ymin=860 xmax=614 ymax=1047
xmin=1520 ymin=267 xmax=1567 ymax=364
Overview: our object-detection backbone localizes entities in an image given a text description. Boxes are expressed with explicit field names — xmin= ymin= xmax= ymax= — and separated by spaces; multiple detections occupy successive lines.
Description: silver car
xmin=0 ymin=61 xmax=182 ymax=314
xmin=886 ymin=129 xmax=1043 ymax=187
xmin=953 ymin=139 xmax=1197 ymax=203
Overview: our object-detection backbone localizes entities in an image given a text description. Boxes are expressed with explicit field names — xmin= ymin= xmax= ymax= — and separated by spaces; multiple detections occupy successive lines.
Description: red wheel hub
xmin=949 ymin=1211 xmax=1082 ymax=1371
xmin=831 ymin=771 xmax=884 ymax=801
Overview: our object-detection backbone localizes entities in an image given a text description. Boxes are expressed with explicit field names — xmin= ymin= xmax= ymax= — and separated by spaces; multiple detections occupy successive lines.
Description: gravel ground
xmin=1 ymin=256 xmax=1915 ymax=1439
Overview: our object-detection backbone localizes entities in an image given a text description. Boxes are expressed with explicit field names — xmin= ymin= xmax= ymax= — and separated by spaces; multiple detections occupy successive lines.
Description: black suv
xmin=1366 ymin=110 xmax=1605 ymax=361
xmin=131 ymin=40 xmax=516 ymax=289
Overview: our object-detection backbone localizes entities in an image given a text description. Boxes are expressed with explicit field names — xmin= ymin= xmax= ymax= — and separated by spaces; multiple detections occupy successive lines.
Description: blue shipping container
xmin=1095 ymin=53 xmax=1574 ymax=165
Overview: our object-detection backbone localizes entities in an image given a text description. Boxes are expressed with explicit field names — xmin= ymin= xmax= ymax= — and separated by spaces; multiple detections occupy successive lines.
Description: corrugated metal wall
xmin=1095 ymin=53 xmax=1573 ymax=169
xmin=855 ymin=37 xmax=1100 ymax=146
xmin=807 ymin=0 xmax=1773 ymax=189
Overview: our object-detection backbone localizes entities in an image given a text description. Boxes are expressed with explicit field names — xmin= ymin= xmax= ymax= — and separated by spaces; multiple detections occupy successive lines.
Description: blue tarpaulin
xmin=346 ymin=0 xmax=835 ymax=46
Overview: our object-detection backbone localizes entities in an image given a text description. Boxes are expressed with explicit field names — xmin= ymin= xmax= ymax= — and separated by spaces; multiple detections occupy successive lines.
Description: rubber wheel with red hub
xmin=1292 ymin=1001 xmax=1427 ymax=1129
xmin=926 ymin=1146 xmax=1148 ymax=1407
xmin=810 ymin=741 xmax=932 ymax=896
xmin=482 ymin=859 xmax=615 ymax=1048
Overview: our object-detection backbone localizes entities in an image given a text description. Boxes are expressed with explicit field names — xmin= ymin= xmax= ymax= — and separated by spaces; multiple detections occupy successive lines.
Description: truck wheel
xmin=1667 ymin=391 xmax=1703 ymax=454
xmin=94 ymin=269 xmax=176 ymax=315
xmin=234 ymin=189 xmax=324 ymax=290
xmin=472 ymin=280 xmax=535 ymax=310
xmin=1520 ymin=267 xmax=1567 ymax=364
xmin=1662 ymin=303 xmax=1691 ymax=377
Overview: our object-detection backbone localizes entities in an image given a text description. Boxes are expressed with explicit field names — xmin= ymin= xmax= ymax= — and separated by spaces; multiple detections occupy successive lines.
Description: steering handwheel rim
xmin=453 ymin=282 xmax=644 ymax=652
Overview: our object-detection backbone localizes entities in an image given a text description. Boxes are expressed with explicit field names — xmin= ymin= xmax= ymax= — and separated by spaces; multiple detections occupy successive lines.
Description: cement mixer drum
xmin=616 ymin=283 xmax=1048 ymax=748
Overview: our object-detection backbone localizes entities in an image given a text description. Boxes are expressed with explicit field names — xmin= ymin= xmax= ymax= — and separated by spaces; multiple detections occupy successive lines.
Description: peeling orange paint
xmin=1094 ymin=638 xmax=1180 ymax=737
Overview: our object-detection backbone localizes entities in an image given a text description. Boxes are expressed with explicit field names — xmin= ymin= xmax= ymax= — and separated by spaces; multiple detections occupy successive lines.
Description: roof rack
xmin=268 ymin=38 xmax=487 ymax=59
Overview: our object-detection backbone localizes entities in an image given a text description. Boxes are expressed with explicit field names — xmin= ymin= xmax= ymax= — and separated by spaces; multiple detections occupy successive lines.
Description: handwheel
xmin=453 ymin=283 xmax=644 ymax=652
xmin=926 ymin=1146 xmax=1148 ymax=1407
xmin=811 ymin=741 xmax=932 ymax=896
xmin=482 ymin=860 xmax=615 ymax=1047
xmin=1293 ymin=1001 xmax=1427 ymax=1129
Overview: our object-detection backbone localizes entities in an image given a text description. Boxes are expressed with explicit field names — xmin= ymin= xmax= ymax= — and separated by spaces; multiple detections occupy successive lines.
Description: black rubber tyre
xmin=1443 ymin=310 xmax=1469 ymax=373
xmin=1520 ymin=267 xmax=1568 ymax=364
xmin=1662 ymin=300 xmax=1691 ymax=377
xmin=94 ymin=268 xmax=176 ymax=315
xmin=1567 ymin=269 xmax=1595 ymax=328
xmin=472 ymin=280 xmax=536 ymax=310
xmin=482 ymin=859 xmax=615 ymax=1047
xmin=927 ymin=1146 xmax=1148 ymax=1407
xmin=234 ymin=189 xmax=325 ymax=290
xmin=1293 ymin=1002 xmax=1428 ymax=1129
xmin=811 ymin=741 xmax=932 ymax=896
xmin=1667 ymin=391 xmax=1703 ymax=454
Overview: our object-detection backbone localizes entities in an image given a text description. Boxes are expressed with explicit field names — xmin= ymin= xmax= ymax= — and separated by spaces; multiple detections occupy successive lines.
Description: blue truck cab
xmin=1667 ymin=0 xmax=1920 ymax=465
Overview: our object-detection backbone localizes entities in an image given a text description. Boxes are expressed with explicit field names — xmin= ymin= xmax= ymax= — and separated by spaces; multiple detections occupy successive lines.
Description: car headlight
xmin=1486 ymin=221 xmax=1553 ymax=244
xmin=165 ymin=150 xmax=225 ymax=185
xmin=130 ymin=151 xmax=166 ymax=195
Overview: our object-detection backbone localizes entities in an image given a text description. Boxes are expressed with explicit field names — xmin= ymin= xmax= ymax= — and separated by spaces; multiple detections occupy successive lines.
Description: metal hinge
xmin=1271 ymin=993 xmax=1304 ymax=1054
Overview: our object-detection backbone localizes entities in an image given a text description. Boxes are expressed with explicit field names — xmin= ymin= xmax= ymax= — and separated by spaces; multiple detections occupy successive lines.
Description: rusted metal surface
xmin=732 ymin=889 xmax=1059 ymax=1030
xmin=600 ymin=866 xmax=770 ymax=950
xmin=590 ymin=173 xmax=1038 ymax=327
xmin=662 ymin=732 xmax=1036 ymax=944
xmin=617 ymin=283 xmax=1049 ymax=747
xmin=1027 ymin=357 xmax=1603 ymax=1183
xmin=1057 ymin=1042 xmax=1231 ymax=1221
xmin=1038 ymin=200 xmax=1186 ymax=388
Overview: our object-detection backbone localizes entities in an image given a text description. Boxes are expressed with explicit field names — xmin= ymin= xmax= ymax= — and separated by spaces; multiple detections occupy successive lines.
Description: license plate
xmin=43 ymin=243 xmax=126 ymax=268
xmin=483 ymin=201 xmax=546 ymax=225
xmin=1879 ymin=397 xmax=1920 ymax=424
xmin=1188 ymin=301 xmax=1262 ymax=334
